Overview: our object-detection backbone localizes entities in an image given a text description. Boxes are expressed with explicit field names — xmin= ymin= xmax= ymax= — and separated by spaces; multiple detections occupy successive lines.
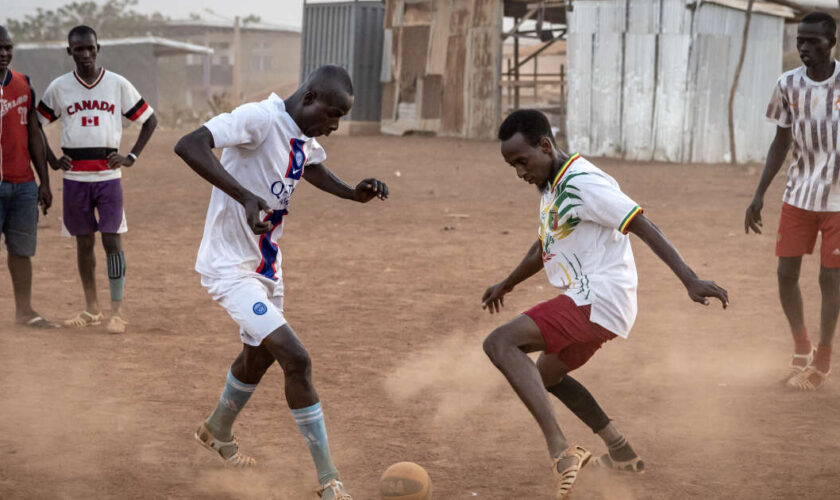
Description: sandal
xmin=593 ymin=453 xmax=645 ymax=473
xmin=316 ymin=479 xmax=353 ymax=500
xmin=552 ymin=445 xmax=591 ymax=500
xmin=63 ymin=311 xmax=103 ymax=328
xmin=780 ymin=347 xmax=816 ymax=384
xmin=787 ymin=365 xmax=830 ymax=391
xmin=194 ymin=423 xmax=255 ymax=468
xmin=19 ymin=315 xmax=59 ymax=329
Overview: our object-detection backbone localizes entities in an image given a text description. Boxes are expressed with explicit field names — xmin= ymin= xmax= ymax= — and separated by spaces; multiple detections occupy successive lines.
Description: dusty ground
xmin=1 ymin=129 xmax=838 ymax=499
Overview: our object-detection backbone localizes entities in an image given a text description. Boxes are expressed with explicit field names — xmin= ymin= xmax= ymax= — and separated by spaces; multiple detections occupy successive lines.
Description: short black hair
xmin=304 ymin=65 xmax=353 ymax=96
xmin=0 ymin=26 xmax=10 ymax=41
xmin=68 ymin=25 xmax=97 ymax=44
xmin=498 ymin=109 xmax=555 ymax=146
xmin=801 ymin=11 xmax=837 ymax=37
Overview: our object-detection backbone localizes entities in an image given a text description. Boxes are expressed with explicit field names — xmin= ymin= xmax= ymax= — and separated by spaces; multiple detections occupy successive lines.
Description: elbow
xmin=173 ymin=135 xmax=191 ymax=160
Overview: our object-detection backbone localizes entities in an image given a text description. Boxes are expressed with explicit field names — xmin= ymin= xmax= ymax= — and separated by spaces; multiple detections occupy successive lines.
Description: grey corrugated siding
xmin=567 ymin=0 xmax=782 ymax=163
xmin=301 ymin=1 xmax=384 ymax=122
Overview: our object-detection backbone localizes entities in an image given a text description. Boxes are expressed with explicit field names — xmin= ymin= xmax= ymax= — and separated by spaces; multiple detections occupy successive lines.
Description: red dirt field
xmin=1 ymin=129 xmax=838 ymax=499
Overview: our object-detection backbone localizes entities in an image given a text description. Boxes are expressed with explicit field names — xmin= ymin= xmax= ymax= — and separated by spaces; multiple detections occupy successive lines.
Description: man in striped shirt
xmin=746 ymin=11 xmax=839 ymax=390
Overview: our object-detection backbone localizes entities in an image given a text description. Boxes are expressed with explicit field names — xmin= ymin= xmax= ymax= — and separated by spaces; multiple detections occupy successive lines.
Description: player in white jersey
xmin=481 ymin=110 xmax=728 ymax=499
xmin=746 ymin=11 xmax=840 ymax=390
xmin=174 ymin=65 xmax=387 ymax=500
xmin=37 ymin=25 xmax=157 ymax=334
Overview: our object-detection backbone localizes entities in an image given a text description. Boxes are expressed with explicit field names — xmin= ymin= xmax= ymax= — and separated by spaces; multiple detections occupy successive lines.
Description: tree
xmin=4 ymin=0 xmax=169 ymax=42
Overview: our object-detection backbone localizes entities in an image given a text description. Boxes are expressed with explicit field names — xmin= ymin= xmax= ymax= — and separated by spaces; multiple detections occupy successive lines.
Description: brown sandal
xmin=551 ymin=445 xmax=591 ymax=499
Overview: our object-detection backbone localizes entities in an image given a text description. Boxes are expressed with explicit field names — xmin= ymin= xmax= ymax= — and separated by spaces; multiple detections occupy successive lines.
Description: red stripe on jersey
xmin=71 ymin=159 xmax=110 ymax=172
xmin=128 ymin=102 xmax=149 ymax=121
xmin=37 ymin=106 xmax=53 ymax=121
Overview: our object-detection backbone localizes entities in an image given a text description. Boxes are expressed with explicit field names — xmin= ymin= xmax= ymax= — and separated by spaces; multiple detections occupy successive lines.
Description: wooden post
xmin=534 ymin=54 xmax=538 ymax=103
xmin=507 ymin=58 xmax=512 ymax=110
xmin=233 ymin=15 xmax=241 ymax=105
xmin=514 ymin=17 xmax=520 ymax=109
xmin=728 ymin=0 xmax=755 ymax=165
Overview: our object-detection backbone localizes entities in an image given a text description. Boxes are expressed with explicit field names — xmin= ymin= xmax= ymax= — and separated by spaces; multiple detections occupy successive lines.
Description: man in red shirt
xmin=0 ymin=26 xmax=54 ymax=328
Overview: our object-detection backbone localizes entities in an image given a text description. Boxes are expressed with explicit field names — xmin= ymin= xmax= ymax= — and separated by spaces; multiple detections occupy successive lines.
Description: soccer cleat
xmin=316 ymin=479 xmax=352 ymax=500
xmin=552 ymin=445 xmax=591 ymax=500
xmin=194 ymin=423 xmax=256 ymax=468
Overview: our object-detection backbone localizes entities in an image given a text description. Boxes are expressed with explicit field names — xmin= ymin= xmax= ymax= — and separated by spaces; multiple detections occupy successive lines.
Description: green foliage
xmin=4 ymin=0 xmax=169 ymax=42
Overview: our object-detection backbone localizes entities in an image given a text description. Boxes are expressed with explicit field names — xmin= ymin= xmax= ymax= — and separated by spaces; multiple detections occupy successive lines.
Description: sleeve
xmin=765 ymin=78 xmax=792 ymax=128
xmin=120 ymin=76 xmax=154 ymax=123
xmin=575 ymin=171 xmax=643 ymax=235
xmin=36 ymin=81 xmax=60 ymax=125
xmin=305 ymin=138 xmax=327 ymax=165
xmin=203 ymin=102 xmax=272 ymax=151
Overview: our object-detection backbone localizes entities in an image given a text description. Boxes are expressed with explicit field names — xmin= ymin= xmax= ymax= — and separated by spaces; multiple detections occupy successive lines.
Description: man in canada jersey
xmin=37 ymin=25 xmax=157 ymax=334
xmin=0 ymin=26 xmax=55 ymax=329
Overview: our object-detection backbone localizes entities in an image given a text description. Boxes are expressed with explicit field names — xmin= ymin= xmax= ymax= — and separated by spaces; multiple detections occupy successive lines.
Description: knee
xmin=101 ymin=234 xmax=122 ymax=253
xmin=483 ymin=329 xmax=509 ymax=363
xmin=76 ymin=235 xmax=96 ymax=253
xmin=281 ymin=344 xmax=312 ymax=378
xmin=777 ymin=264 xmax=800 ymax=285
xmin=819 ymin=268 xmax=840 ymax=290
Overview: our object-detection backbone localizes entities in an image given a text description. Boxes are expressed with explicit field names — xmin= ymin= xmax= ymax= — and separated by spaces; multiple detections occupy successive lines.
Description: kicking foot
xmin=17 ymin=314 xmax=59 ymax=329
xmin=551 ymin=445 xmax=591 ymax=500
xmin=64 ymin=311 xmax=103 ymax=328
xmin=106 ymin=316 xmax=128 ymax=334
xmin=780 ymin=348 xmax=816 ymax=384
xmin=786 ymin=365 xmax=830 ymax=391
xmin=593 ymin=453 xmax=645 ymax=474
xmin=317 ymin=479 xmax=352 ymax=500
xmin=194 ymin=423 xmax=255 ymax=468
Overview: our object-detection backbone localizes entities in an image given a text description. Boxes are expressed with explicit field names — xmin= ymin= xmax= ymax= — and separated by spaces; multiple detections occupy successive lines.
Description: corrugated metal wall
xmin=567 ymin=0 xmax=783 ymax=163
xmin=301 ymin=1 xmax=385 ymax=122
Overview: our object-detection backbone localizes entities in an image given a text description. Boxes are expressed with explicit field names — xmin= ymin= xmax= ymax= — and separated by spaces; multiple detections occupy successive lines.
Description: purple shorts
xmin=62 ymin=178 xmax=125 ymax=236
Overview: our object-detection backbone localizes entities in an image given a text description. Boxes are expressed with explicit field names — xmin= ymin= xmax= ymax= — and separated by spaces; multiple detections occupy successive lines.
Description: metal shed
xmin=566 ymin=0 xmax=795 ymax=164
xmin=300 ymin=0 xmax=386 ymax=123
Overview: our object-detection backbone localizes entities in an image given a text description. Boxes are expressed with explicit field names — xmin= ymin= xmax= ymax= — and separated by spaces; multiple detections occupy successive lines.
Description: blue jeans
xmin=0 ymin=180 xmax=38 ymax=257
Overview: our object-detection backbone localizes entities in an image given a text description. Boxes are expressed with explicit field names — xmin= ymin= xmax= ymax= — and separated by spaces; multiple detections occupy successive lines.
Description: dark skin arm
xmin=482 ymin=239 xmax=543 ymax=313
xmin=302 ymin=162 xmax=389 ymax=202
xmin=745 ymin=126 xmax=793 ymax=234
xmin=174 ymin=126 xmax=273 ymax=234
xmin=627 ymin=214 xmax=728 ymax=308
xmin=108 ymin=113 xmax=158 ymax=168
xmin=28 ymin=106 xmax=51 ymax=215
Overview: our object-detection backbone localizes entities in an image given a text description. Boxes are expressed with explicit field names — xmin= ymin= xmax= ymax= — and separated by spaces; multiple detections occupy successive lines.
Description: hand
xmin=38 ymin=184 xmax=52 ymax=215
xmin=107 ymin=152 xmax=135 ymax=169
xmin=50 ymin=155 xmax=73 ymax=171
xmin=243 ymin=195 xmax=273 ymax=235
xmin=353 ymin=178 xmax=389 ymax=202
xmin=685 ymin=278 xmax=729 ymax=309
xmin=482 ymin=281 xmax=513 ymax=314
xmin=744 ymin=197 xmax=763 ymax=234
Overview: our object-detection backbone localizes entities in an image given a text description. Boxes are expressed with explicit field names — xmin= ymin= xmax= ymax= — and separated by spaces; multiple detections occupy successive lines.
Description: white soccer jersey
xmin=539 ymin=154 xmax=643 ymax=338
xmin=195 ymin=94 xmax=327 ymax=280
xmin=37 ymin=68 xmax=154 ymax=182
xmin=766 ymin=62 xmax=840 ymax=211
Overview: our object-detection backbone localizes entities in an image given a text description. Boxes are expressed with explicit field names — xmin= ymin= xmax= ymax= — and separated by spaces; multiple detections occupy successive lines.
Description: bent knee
xmin=483 ymin=329 xmax=510 ymax=361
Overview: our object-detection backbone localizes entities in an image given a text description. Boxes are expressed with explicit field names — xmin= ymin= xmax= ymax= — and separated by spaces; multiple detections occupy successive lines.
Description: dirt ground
xmin=1 ymin=128 xmax=838 ymax=500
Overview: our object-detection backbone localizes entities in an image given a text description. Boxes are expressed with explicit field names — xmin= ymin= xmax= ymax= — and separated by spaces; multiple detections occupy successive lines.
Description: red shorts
xmin=776 ymin=203 xmax=840 ymax=268
xmin=523 ymin=294 xmax=617 ymax=371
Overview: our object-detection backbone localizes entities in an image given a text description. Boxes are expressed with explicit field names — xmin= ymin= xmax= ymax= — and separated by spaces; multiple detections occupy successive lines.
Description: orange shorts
xmin=776 ymin=203 xmax=840 ymax=268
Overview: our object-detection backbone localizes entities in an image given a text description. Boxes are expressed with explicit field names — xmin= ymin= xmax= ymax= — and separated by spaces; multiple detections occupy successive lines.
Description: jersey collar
xmin=1 ymin=70 xmax=12 ymax=87
xmin=550 ymin=153 xmax=581 ymax=191
xmin=73 ymin=67 xmax=105 ymax=89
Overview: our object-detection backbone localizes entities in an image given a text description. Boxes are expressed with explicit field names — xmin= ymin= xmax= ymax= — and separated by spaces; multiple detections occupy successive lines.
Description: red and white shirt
xmin=766 ymin=62 xmax=840 ymax=211
xmin=1 ymin=70 xmax=36 ymax=183
xmin=37 ymin=68 xmax=153 ymax=182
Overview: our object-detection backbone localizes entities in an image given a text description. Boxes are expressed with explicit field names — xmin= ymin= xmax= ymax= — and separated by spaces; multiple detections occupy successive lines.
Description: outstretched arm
xmin=27 ymin=106 xmax=51 ymax=215
xmin=174 ymin=126 xmax=272 ymax=234
xmin=482 ymin=239 xmax=544 ymax=313
xmin=108 ymin=113 xmax=158 ymax=168
xmin=627 ymin=214 xmax=728 ymax=308
xmin=745 ymin=126 xmax=792 ymax=234
xmin=302 ymin=162 xmax=388 ymax=202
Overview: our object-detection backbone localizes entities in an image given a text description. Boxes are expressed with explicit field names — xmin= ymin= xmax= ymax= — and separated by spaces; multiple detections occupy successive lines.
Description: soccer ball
xmin=379 ymin=461 xmax=432 ymax=500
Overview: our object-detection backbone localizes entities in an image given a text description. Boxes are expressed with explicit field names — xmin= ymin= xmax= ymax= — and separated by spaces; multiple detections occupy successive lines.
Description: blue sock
xmin=291 ymin=402 xmax=339 ymax=485
xmin=205 ymin=369 xmax=257 ymax=442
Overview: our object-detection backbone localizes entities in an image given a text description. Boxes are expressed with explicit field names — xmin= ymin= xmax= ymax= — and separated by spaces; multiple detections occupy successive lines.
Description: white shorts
xmin=201 ymin=274 xmax=287 ymax=346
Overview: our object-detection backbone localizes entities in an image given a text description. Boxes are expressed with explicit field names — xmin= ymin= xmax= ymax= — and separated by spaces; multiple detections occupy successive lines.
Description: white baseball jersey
xmin=195 ymin=94 xmax=327 ymax=280
xmin=766 ymin=62 xmax=840 ymax=211
xmin=539 ymin=154 xmax=642 ymax=338
xmin=37 ymin=68 xmax=154 ymax=182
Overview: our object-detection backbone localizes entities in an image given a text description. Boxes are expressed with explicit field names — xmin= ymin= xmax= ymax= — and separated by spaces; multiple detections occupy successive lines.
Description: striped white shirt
xmin=766 ymin=62 xmax=840 ymax=211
